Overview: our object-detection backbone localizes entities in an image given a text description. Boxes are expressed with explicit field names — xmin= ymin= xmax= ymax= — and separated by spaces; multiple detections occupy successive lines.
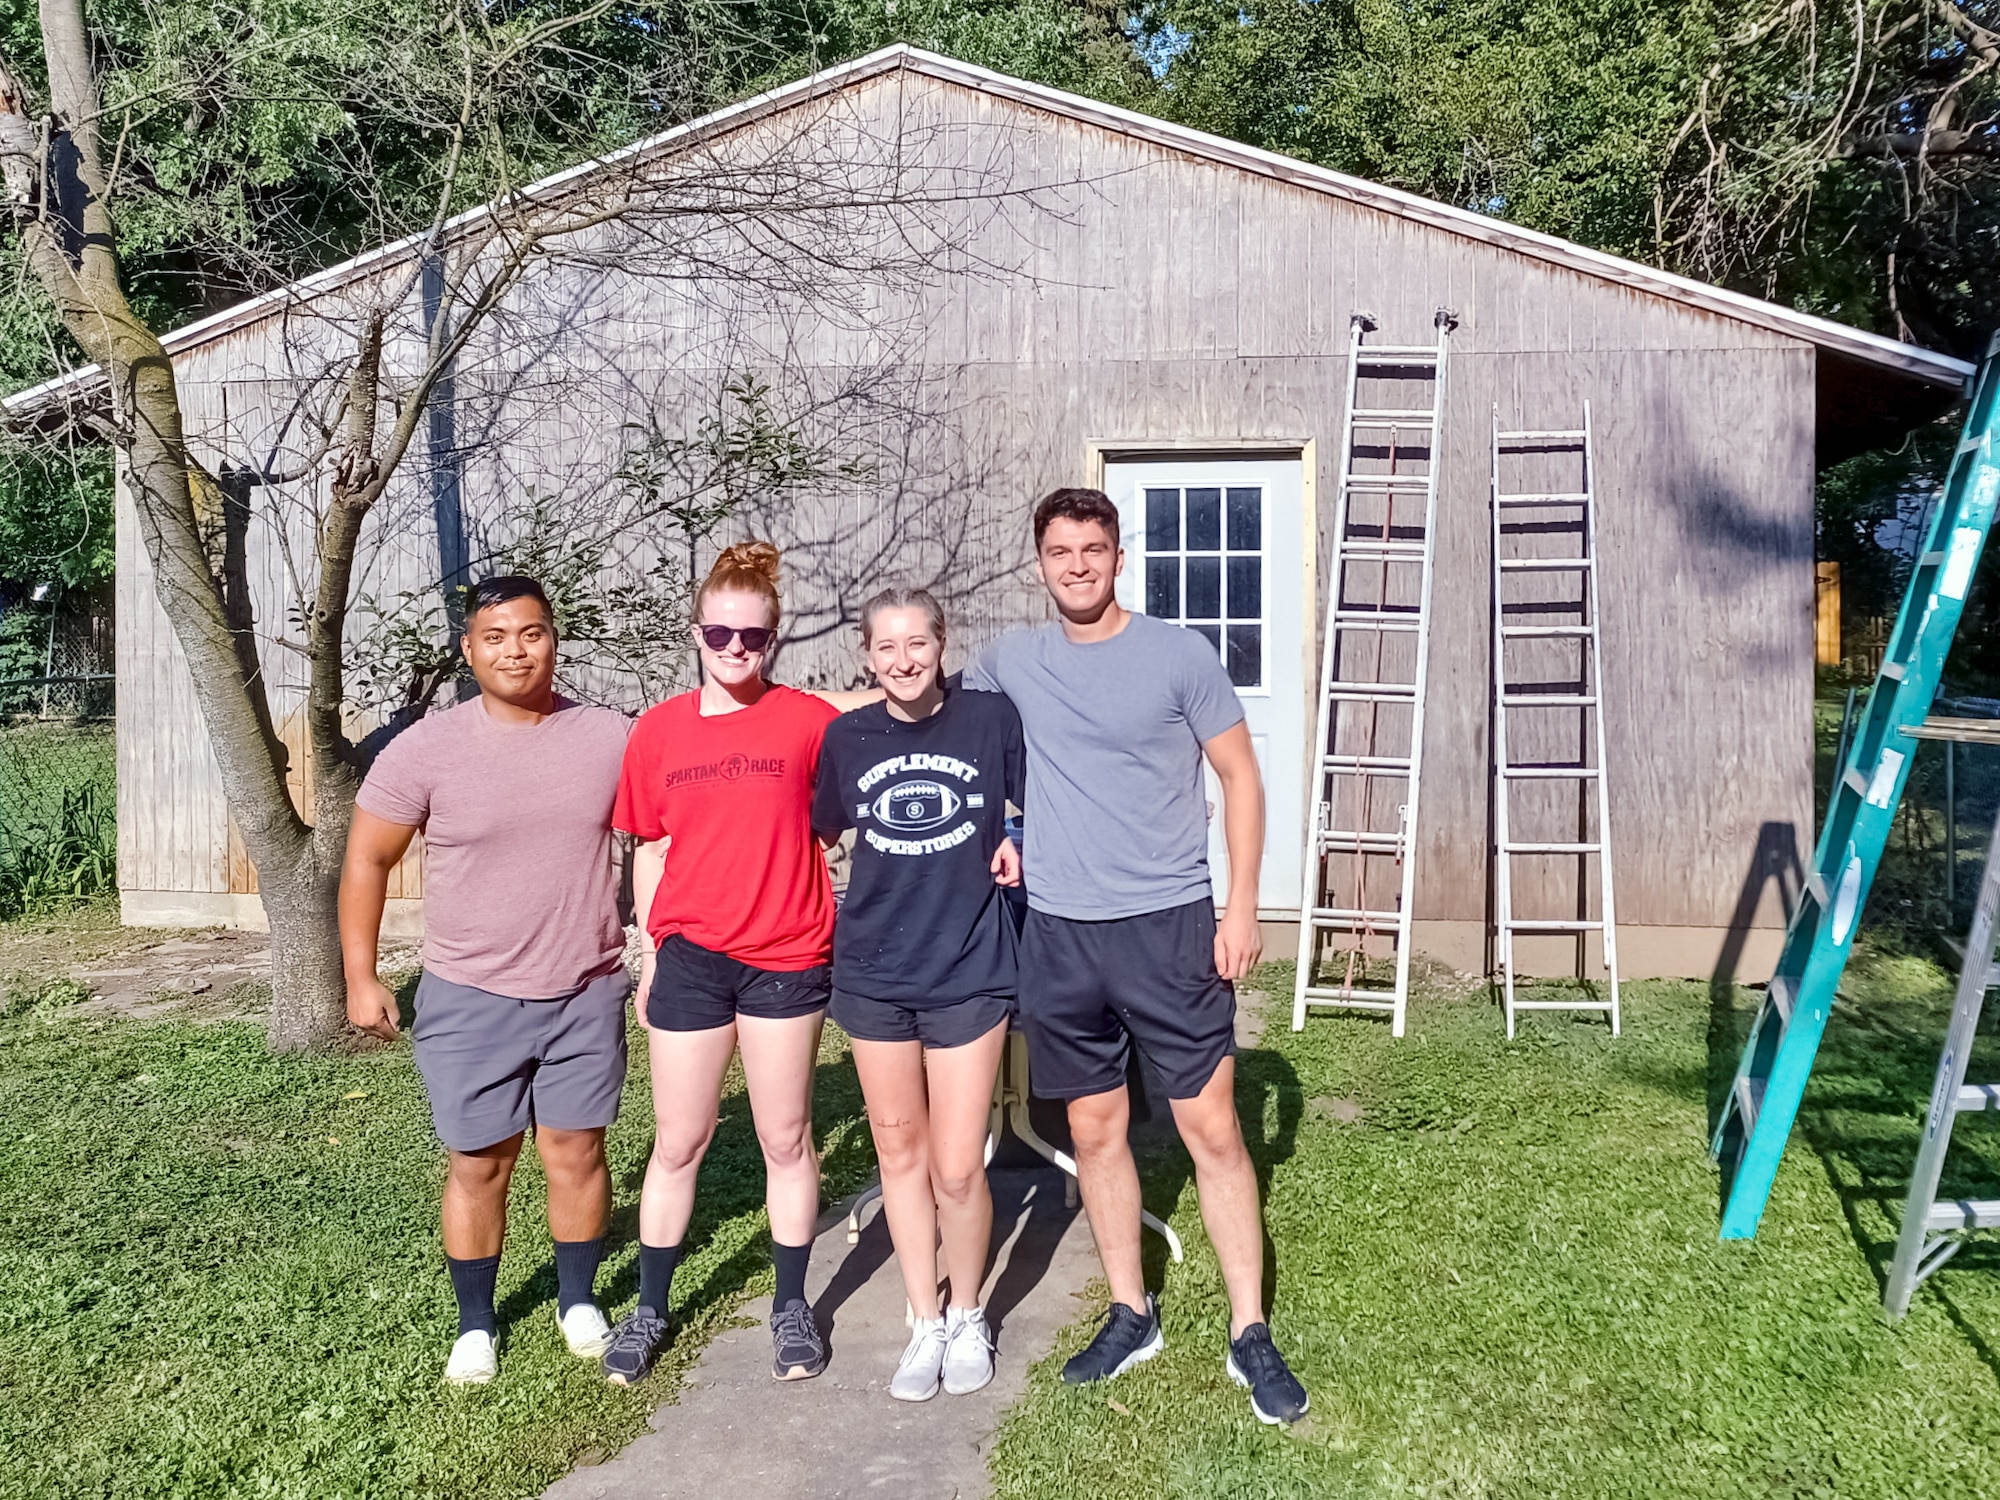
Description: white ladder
xmin=1292 ymin=310 xmax=1454 ymax=1038
xmin=1489 ymin=404 xmax=1621 ymax=1038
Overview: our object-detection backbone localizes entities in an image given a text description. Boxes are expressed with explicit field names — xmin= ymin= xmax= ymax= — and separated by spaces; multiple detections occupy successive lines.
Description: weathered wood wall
xmin=117 ymin=64 xmax=1814 ymax=968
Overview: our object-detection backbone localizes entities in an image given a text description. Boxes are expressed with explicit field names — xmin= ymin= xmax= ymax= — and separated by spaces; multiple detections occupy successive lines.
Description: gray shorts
xmin=412 ymin=968 xmax=630 ymax=1152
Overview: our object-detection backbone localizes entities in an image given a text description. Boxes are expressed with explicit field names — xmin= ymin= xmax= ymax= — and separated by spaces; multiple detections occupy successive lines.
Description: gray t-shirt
xmin=965 ymin=611 xmax=1245 ymax=919
xmin=356 ymin=694 xmax=631 ymax=998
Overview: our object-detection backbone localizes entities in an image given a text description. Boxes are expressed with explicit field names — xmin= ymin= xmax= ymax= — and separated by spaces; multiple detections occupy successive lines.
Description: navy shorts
xmin=647 ymin=934 xmax=831 ymax=1031
xmin=1018 ymin=898 xmax=1236 ymax=1101
xmin=412 ymin=968 xmax=631 ymax=1152
xmin=831 ymin=988 xmax=1014 ymax=1048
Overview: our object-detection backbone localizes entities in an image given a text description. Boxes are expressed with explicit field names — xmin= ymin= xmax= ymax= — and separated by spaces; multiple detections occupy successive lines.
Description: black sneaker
xmin=600 ymin=1305 xmax=671 ymax=1386
xmin=1226 ymin=1323 xmax=1308 ymax=1424
xmin=1061 ymin=1295 xmax=1164 ymax=1384
xmin=771 ymin=1298 xmax=827 ymax=1381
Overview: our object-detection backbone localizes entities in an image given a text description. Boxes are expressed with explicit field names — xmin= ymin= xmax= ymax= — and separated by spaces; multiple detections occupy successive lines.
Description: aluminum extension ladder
xmin=1886 ymin=749 xmax=2000 ymax=1318
xmin=1713 ymin=332 xmax=2000 ymax=1240
xmin=1489 ymin=406 xmax=1621 ymax=1038
xmin=1293 ymin=309 xmax=1454 ymax=1038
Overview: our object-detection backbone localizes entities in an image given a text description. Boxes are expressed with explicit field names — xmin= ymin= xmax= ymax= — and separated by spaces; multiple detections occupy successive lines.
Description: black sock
xmin=447 ymin=1254 xmax=500 ymax=1337
xmin=772 ymin=1238 xmax=812 ymax=1309
xmin=553 ymin=1237 xmax=605 ymax=1315
xmin=637 ymin=1241 xmax=682 ymax=1315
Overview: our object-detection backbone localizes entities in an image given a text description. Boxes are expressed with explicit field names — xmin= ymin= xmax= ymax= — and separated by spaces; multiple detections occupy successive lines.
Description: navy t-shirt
xmin=812 ymin=680 xmax=1026 ymax=1007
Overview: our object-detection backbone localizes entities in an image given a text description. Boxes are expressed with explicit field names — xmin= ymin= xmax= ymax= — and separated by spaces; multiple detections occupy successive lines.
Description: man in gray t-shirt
xmin=964 ymin=488 xmax=1308 ymax=1425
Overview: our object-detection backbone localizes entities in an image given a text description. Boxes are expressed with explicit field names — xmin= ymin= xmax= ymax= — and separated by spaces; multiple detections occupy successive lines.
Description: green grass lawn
xmin=0 ymin=972 xmax=874 ymax=1500
xmin=988 ymin=955 xmax=2000 ymax=1500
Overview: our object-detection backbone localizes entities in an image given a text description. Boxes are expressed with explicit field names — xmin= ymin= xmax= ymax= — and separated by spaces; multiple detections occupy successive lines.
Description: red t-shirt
xmin=613 ymin=684 xmax=840 ymax=970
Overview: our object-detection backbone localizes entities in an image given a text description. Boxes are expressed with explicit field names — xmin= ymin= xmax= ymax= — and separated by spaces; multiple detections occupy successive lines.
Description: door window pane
xmin=1146 ymin=489 xmax=1179 ymax=551
xmin=1226 ymin=624 xmax=1262 ymax=687
xmin=1186 ymin=488 xmax=1221 ymax=550
xmin=1190 ymin=622 xmax=1222 ymax=652
xmin=1226 ymin=488 xmax=1261 ymax=550
xmin=1146 ymin=557 xmax=1179 ymax=618
xmin=1227 ymin=556 xmax=1261 ymax=620
xmin=1184 ymin=556 xmax=1221 ymax=619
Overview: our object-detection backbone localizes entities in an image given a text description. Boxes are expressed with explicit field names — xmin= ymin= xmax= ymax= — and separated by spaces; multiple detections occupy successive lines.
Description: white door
xmin=1105 ymin=457 xmax=1307 ymax=914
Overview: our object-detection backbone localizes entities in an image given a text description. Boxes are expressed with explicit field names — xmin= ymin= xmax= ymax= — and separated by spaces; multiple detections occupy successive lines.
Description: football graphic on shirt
xmin=871 ymin=779 xmax=962 ymax=831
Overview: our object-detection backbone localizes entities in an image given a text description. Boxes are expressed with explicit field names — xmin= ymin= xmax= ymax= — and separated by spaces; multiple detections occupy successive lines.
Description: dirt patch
xmin=0 ymin=905 xmax=417 ymax=1023
xmin=1310 ymin=1095 xmax=1366 ymax=1126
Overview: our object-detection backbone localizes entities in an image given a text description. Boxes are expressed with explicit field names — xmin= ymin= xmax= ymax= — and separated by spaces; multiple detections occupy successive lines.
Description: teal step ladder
xmin=1713 ymin=335 xmax=1999 ymax=1240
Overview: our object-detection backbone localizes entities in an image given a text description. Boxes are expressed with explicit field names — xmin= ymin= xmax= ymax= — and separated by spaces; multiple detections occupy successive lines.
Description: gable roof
xmin=6 ymin=43 xmax=1973 ymax=454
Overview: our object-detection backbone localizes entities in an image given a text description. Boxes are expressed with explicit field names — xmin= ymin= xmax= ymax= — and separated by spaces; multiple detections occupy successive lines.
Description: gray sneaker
xmin=889 ymin=1316 xmax=947 ymax=1401
xmin=600 ymin=1306 xmax=671 ymax=1386
xmin=941 ymin=1306 xmax=994 ymax=1395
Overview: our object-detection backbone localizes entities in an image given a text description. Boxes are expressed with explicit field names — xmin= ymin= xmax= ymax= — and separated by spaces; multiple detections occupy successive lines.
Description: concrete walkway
xmin=546 ymin=1167 xmax=1097 ymax=1500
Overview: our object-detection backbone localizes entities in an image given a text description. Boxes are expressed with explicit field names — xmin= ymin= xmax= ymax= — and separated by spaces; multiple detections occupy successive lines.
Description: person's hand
xmin=991 ymin=837 xmax=1022 ymax=888
xmin=347 ymin=975 xmax=402 ymax=1042
xmin=1213 ymin=904 xmax=1263 ymax=982
xmin=634 ymin=945 xmax=657 ymax=1030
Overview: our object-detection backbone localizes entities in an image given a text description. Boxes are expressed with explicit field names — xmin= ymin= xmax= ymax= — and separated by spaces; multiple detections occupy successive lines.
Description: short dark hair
xmin=464 ymin=574 xmax=554 ymax=628
xmin=1032 ymin=487 xmax=1120 ymax=549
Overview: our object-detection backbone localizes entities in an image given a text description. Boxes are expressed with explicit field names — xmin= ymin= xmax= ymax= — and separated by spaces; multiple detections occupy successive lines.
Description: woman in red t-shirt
xmin=601 ymin=541 xmax=842 ymax=1386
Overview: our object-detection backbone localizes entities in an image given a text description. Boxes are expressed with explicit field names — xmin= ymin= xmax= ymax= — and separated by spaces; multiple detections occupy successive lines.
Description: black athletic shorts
xmin=646 ymin=934 xmax=831 ymax=1031
xmin=1017 ymin=898 xmax=1236 ymax=1101
xmin=831 ymin=988 xmax=1014 ymax=1048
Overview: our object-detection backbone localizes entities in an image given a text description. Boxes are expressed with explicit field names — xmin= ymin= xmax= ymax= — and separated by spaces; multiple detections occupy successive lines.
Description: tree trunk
xmin=260 ymin=865 xmax=348 ymax=1052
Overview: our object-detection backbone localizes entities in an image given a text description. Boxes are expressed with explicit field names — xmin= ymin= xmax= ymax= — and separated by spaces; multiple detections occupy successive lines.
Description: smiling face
xmin=1035 ymin=514 xmax=1123 ymax=621
xmin=461 ymin=595 xmax=556 ymax=708
xmin=865 ymin=605 xmax=944 ymax=708
xmin=694 ymin=586 xmax=776 ymax=689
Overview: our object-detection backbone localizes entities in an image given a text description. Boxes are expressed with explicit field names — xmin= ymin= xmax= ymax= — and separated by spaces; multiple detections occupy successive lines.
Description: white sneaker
xmin=942 ymin=1305 xmax=995 ymax=1396
xmin=443 ymin=1329 xmax=497 ymax=1385
xmin=889 ymin=1316 xmax=948 ymax=1402
xmin=557 ymin=1302 xmax=613 ymax=1358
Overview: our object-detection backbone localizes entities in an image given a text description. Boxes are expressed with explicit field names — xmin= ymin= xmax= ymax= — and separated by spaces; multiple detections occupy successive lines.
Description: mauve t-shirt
xmin=356 ymin=694 xmax=631 ymax=998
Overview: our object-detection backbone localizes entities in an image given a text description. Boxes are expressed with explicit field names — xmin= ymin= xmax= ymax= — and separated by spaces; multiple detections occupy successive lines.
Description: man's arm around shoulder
xmin=340 ymin=808 xmax=420 ymax=1040
xmin=1204 ymin=720 xmax=1265 ymax=982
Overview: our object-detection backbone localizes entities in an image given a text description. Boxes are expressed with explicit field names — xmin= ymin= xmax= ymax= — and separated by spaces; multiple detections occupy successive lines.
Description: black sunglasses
xmin=698 ymin=623 xmax=776 ymax=653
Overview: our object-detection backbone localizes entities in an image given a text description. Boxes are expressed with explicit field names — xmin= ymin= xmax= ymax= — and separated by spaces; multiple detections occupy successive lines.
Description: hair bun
xmin=713 ymin=540 xmax=781 ymax=586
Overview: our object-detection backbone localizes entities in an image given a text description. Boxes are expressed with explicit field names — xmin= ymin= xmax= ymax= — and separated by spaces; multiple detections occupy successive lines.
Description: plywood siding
xmin=118 ymin=64 xmax=1814 ymax=944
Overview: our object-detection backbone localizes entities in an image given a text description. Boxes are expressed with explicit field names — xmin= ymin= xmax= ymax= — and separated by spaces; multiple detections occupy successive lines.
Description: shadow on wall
xmin=1705 ymin=819 xmax=1802 ymax=1157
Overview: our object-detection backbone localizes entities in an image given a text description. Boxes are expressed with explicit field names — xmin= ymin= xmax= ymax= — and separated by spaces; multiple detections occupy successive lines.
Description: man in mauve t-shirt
xmin=340 ymin=576 xmax=631 ymax=1386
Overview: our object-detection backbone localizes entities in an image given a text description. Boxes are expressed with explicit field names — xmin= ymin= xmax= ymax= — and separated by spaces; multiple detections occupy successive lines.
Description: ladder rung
xmin=1842 ymin=767 xmax=1870 ymax=798
xmin=1498 ymin=429 xmax=1586 ymax=443
xmin=1319 ymin=831 xmax=1404 ymax=851
xmin=1323 ymin=754 xmax=1412 ymax=771
xmin=1357 ymin=346 xmax=1441 ymax=360
xmin=1957 ymin=1082 xmax=2000 ymax=1112
xmin=1340 ymin=542 xmax=1428 ymax=558
xmin=1734 ymin=1073 xmax=1766 ymax=1132
xmin=1806 ymin=871 xmax=1829 ymax=906
xmin=1496 ymin=492 xmax=1589 ymax=507
xmin=1334 ymin=614 xmax=1422 ymax=632
xmin=1350 ymin=408 xmax=1436 ymax=424
xmin=1920 ymin=550 xmax=1945 ymax=567
xmin=1504 ymin=841 xmax=1600 ymax=854
xmin=1927 ymin=1199 xmax=2000 ymax=1232
xmin=1767 ymin=974 xmax=1796 ymax=1024
xmin=1329 ymin=682 xmax=1417 ymax=698
xmin=1500 ymin=625 xmax=1594 ymax=638
xmin=1312 ymin=907 xmax=1404 ymax=924
xmin=1342 ymin=475 xmax=1433 ymax=491
xmin=1500 ymin=558 xmax=1592 ymax=572
xmin=1502 ymin=765 xmax=1600 ymax=779
xmin=1299 ymin=989 xmax=1398 ymax=1011
xmin=1502 ymin=694 xmax=1598 ymax=707
xmin=1502 ymin=918 xmax=1603 ymax=932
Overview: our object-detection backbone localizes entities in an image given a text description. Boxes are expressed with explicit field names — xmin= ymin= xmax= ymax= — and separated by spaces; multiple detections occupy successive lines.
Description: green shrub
xmin=0 ymin=780 xmax=115 ymax=918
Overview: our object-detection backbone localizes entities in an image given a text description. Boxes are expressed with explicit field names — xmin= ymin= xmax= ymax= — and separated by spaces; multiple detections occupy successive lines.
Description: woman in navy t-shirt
xmin=813 ymin=587 xmax=1025 ymax=1403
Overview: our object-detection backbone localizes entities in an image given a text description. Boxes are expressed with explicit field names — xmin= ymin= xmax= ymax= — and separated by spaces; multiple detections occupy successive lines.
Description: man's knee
xmin=449 ymin=1139 xmax=521 ymax=1193
xmin=1066 ymin=1090 xmax=1130 ymax=1156
xmin=538 ymin=1128 xmax=607 ymax=1185
xmin=1173 ymin=1091 xmax=1248 ymax=1164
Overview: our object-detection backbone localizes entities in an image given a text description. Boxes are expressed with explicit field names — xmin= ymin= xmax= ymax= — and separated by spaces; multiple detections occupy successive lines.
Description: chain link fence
xmin=0 ymin=589 xmax=115 ymax=916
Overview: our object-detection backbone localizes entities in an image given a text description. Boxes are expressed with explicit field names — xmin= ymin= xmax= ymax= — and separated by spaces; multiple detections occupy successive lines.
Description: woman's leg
xmin=639 ymin=1022 xmax=739 ymax=1248
xmin=923 ymin=1019 xmax=1007 ymax=1310
xmin=735 ymin=1010 xmax=828 ymax=1246
xmin=851 ymin=1036 xmax=942 ymax=1320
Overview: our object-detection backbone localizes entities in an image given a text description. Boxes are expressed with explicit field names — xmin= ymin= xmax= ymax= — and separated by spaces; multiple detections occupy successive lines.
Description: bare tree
xmin=0 ymin=1 xmax=1039 ymax=1047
